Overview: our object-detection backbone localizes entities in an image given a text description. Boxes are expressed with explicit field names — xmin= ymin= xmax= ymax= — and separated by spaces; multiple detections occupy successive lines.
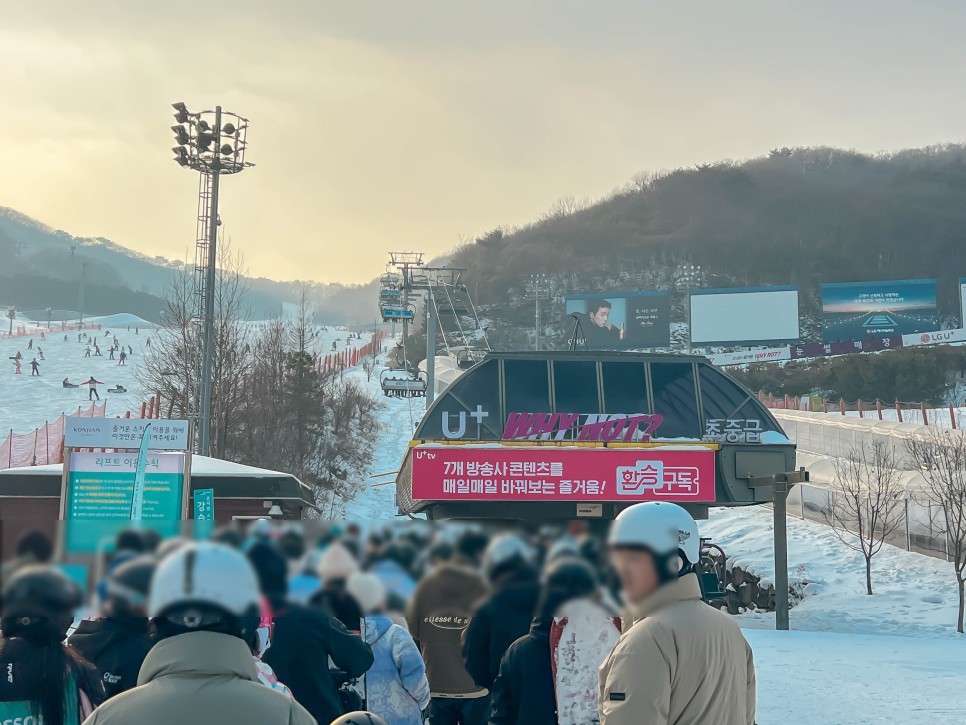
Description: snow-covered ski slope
xmin=0 ymin=314 xmax=373 ymax=435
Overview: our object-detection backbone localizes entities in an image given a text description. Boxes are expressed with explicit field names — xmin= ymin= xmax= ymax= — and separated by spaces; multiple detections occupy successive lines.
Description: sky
xmin=1 ymin=1 xmax=965 ymax=284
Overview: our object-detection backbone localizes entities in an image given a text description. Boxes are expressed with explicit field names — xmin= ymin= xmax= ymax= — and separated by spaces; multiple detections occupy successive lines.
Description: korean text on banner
xmin=410 ymin=446 xmax=716 ymax=502
xmin=65 ymin=418 xmax=191 ymax=451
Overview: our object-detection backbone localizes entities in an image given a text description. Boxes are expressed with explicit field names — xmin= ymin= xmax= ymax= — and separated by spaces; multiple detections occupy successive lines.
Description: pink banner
xmin=411 ymin=446 xmax=716 ymax=502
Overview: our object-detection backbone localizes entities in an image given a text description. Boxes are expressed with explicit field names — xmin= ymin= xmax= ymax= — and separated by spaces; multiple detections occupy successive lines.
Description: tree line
xmin=136 ymin=246 xmax=381 ymax=516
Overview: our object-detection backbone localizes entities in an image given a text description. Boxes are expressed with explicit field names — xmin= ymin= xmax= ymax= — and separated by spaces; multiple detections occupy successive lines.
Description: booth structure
xmin=396 ymin=351 xmax=801 ymax=521
xmin=0 ymin=456 xmax=315 ymax=559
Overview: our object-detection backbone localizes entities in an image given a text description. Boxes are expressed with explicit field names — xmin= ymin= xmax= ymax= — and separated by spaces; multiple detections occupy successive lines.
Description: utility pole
xmin=526 ymin=274 xmax=551 ymax=351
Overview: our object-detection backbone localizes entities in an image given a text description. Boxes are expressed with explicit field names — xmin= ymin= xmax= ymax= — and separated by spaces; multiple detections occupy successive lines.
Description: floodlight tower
xmin=171 ymin=102 xmax=253 ymax=456
xmin=525 ymin=274 xmax=552 ymax=351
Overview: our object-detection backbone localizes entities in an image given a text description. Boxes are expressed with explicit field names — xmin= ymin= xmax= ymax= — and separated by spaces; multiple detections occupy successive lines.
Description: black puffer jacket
xmin=68 ymin=617 xmax=153 ymax=699
xmin=487 ymin=619 xmax=557 ymax=725
xmin=463 ymin=566 xmax=541 ymax=690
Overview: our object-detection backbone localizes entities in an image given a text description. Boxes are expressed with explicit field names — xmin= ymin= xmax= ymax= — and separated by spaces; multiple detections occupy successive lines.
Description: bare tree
xmin=906 ymin=428 xmax=966 ymax=633
xmin=825 ymin=441 xmax=906 ymax=595
xmin=136 ymin=239 xmax=251 ymax=459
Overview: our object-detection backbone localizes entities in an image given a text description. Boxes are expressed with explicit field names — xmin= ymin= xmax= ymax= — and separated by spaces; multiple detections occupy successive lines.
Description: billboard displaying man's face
xmin=565 ymin=292 xmax=670 ymax=349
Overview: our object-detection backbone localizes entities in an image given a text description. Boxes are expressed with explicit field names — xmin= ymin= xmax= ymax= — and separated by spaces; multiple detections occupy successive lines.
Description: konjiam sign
xmin=410 ymin=446 xmax=715 ymax=502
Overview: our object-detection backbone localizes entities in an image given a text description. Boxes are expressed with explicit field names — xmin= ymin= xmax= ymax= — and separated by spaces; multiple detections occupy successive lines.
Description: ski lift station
xmin=396 ymin=350 xmax=803 ymax=521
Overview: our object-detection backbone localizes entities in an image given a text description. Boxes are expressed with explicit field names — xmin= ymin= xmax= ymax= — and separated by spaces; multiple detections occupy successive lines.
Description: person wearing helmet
xmin=462 ymin=534 xmax=540 ymax=693
xmin=488 ymin=556 xmax=600 ymax=725
xmin=0 ymin=566 xmax=106 ymax=725
xmin=599 ymin=502 xmax=756 ymax=725
xmin=329 ymin=712 xmax=389 ymax=725
xmin=68 ymin=555 xmax=156 ymax=699
xmin=80 ymin=542 xmax=315 ymax=725
xmin=256 ymin=540 xmax=375 ymax=725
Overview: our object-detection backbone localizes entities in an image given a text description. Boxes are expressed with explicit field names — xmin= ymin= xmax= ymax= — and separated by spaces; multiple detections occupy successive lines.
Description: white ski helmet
xmin=148 ymin=541 xmax=261 ymax=618
xmin=608 ymin=502 xmax=701 ymax=567
xmin=482 ymin=534 xmax=534 ymax=578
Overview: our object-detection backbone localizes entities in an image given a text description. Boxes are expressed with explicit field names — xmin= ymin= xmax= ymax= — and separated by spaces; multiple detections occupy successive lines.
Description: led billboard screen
xmin=565 ymin=291 xmax=670 ymax=349
xmin=821 ymin=279 xmax=939 ymax=342
xmin=689 ymin=286 xmax=800 ymax=346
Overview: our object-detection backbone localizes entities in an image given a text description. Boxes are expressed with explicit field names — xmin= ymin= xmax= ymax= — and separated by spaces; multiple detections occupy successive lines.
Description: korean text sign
xmin=410 ymin=446 xmax=716 ymax=502
xmin=65 ymin=418 xmax=191 ymax=451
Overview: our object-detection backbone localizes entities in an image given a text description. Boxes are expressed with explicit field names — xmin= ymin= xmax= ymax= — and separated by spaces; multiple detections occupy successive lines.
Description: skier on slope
xmin=82 ymin=542 xmax=316 ymax=725
xmin=86 ymin=376 xmax=103 ymax=401
xmin=30 ymin=358 xmax=40 ymax=376
xmin=462 ymin=534 xmax=541 ymax=693
xmin=118 ymin=350 xmax=127 ymax=366
xmin=598 ymin=502 xmax=756 ymax=725
xmin=0 ymin=566 xmax=106 ymax=724
xmin=487 ymin=556 xmax=600 ymax=725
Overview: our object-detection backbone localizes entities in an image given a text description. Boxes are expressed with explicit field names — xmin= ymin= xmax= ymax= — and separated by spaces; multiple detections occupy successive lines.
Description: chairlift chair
xmin=380 ymin=303 xmax=416 ymax=323
xmin=380 ymin=368 xmax=428 ymax=398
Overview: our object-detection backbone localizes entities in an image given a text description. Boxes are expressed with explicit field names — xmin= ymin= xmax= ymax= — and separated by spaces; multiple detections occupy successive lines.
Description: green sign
xmin=65 ymin=452 xmax=185 ymax=553
xmin=193 ymin=488 xmax=215 ymax=540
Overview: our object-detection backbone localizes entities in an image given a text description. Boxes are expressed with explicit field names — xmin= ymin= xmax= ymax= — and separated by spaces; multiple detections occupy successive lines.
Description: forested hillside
xmin=450 ymin=145 xmax=966 ymax=344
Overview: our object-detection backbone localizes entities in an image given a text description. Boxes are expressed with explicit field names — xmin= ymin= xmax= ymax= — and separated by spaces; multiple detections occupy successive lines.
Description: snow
xmin=0 ymin=318 xmax=377 ymax=436
xmin=702 ymin=504 xmax=961 ymax=637
xmin=0 ymin=327 xmax=152 ymax=433
xmin=340 ymin=364 xmax=423 ymax=521
xmin=750 ymin=629 xmax=966 ymax=724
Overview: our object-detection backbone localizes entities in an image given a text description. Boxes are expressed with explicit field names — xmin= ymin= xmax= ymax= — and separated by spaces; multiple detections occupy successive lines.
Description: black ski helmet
xmin=538 ymin=555 xmax=599 ymax=619
xmin=1 ymin=566 xmax=81 ymax=639
xmin=329 ymin=712 xmax=389 ymax=725
xmin=105 ymin=554 xmax=155 ymax=614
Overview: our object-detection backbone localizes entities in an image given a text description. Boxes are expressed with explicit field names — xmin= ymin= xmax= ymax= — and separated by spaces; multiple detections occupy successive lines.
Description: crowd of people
xmin=0 ymin=503 xmax=756 ymax=725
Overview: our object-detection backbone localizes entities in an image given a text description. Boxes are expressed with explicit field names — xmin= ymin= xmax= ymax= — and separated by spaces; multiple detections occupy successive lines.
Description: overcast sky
xmin=1 ymin=1 xmax=964 ymax=284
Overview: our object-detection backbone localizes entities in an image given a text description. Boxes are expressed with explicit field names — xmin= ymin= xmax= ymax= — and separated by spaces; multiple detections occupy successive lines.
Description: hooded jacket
xmin=68 ymin=617 xmax=154 ymax=699
xmin=263 ymin=600 xmax=374 ymax=725
xmin=462 ymin=565 xmax=540 ymax=690
xmin=357 ymin=614 xmax=431 ymax=725
xmin=487 ymin=618 xmax=557 ymax=725
xmin=80 ymin=631 xmax=315 ymax=725
xmin=598 ymin=573 xmax=756 ymax=725
xmin=406 ymin=562 xmax=488 ymax=698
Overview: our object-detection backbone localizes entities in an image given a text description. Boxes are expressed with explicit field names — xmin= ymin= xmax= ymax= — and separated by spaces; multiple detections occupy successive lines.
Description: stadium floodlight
xmin=172 ymin=101 xmax=189 ymax=124
xmin=168 ymin=101 xmax=253 ymax=457
xmin=172 ymin=125 xmax=190 ymax=145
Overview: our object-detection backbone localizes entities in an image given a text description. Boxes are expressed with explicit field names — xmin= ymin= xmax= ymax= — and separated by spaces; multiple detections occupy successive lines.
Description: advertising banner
xmin=65 ymin=452 xmax=185 ymax=552
xmin=65 ymin=418 xmax=190 ymax=451
xmin=707 ymin=347 xmax=791 ymax=366
xmin=960 ymin=278 xmax=966 ymax=327
xmin=565 ymin=292 xmax=670 ymax=349
xmin=789 ymin=335 xmax=903 ymax=359
xmin=690 ymin=286 xmax=800 ymax=346
xmin=411 ymin=446 xmax=716 ymax=502
xmin=903 ymin=328 xmax=966 ymax=347
xmin=821 ymin=279 xmax=938 ymax=342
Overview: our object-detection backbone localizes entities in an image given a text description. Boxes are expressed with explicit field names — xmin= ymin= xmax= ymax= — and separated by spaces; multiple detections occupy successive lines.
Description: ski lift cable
xmin=440 ymin=281 xmax=471 ymax=349
xmin=428 ymin=286 xmax=453 ymax=355
xmin=446 ymin=279 xmax=490 ymax=351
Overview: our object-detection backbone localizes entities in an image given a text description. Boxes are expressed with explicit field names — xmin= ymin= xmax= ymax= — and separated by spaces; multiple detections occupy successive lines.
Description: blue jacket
xmin=359 ymin=615 xmax=430 ymax=725
xmin=370 ymin=559 xmax=417 ymax=602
